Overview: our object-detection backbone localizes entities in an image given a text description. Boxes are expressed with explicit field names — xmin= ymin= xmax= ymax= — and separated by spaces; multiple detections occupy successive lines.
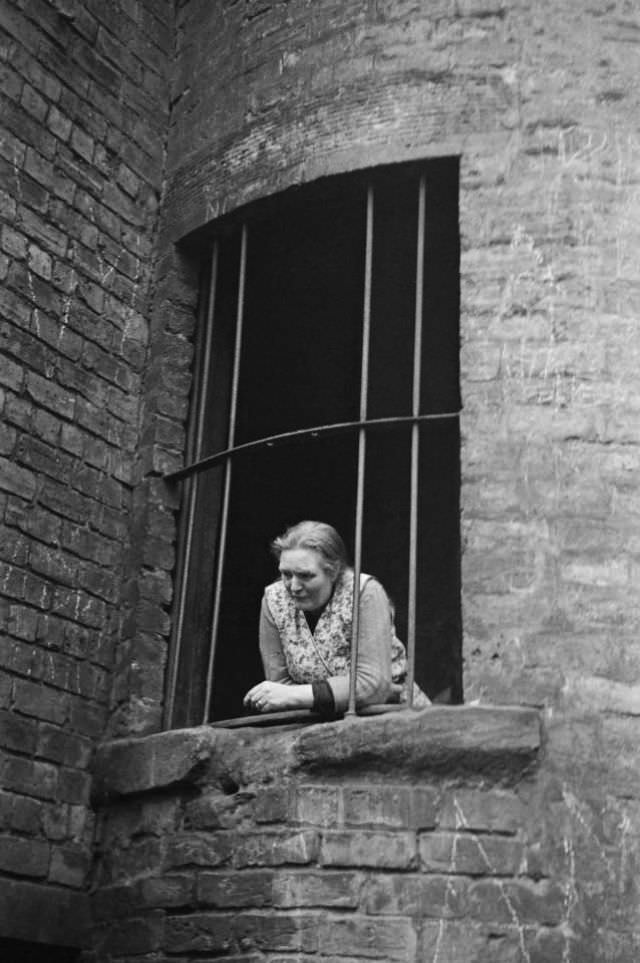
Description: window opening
xmin=165 ymin=159 xmax=462 ymax=728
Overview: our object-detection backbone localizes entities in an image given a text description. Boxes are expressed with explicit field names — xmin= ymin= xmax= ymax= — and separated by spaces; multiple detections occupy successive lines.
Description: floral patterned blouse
xmin=259 ymin=568 xmax=429 ymax=711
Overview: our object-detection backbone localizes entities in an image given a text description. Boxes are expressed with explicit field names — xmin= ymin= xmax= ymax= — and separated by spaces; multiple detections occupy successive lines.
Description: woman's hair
xmin=271 ymin=521 xmax=349 ymax=579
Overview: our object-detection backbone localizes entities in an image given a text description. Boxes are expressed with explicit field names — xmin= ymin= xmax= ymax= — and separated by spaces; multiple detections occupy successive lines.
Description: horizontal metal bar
xmin=164 ymin=410 xmax=461 ymax=483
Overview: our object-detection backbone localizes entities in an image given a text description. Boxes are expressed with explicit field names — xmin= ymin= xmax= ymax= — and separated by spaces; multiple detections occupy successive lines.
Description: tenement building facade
xmin=1 ymin=1 xmax=639 ymax=960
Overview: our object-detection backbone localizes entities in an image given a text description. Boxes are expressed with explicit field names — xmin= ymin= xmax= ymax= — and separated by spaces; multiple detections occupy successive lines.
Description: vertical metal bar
xmin=202 ymin=225 xmax=248 ymax=723
xmin=406 ymin=174 xmax=426 ymax=707
xmin=164 ymin=244 xmax=218 ymax=728
xmin=347 ymin=184 xmax=374 ymax=717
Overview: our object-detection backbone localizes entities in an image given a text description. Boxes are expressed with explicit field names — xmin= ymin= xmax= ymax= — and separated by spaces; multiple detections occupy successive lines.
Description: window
xmin=165 ymin=159 xmax=461 ymax=728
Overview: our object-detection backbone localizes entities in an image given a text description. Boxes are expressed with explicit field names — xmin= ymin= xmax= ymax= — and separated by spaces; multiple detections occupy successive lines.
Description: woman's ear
xmin=325 ymin=562 xmax=339 ymax=582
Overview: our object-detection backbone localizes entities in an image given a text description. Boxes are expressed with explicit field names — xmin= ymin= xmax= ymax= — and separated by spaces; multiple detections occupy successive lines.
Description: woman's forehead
xmin=279 ymin=547 xmax=323 ymax=571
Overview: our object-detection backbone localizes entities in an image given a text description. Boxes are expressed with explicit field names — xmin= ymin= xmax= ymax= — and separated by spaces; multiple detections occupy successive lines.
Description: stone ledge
xmin=92 ymin=706 xmax=541 ymax=804
xmin=0 ymin=878 xmax=91 ymax=947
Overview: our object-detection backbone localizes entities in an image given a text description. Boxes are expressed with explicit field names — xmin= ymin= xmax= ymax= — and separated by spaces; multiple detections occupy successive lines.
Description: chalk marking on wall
xmin=12 ymin=147 xmax=42 ymax=338
xmin=454 ymin=798 xmax=531 ymax=963
xmin=59 ymin=254 xmax=79 ymax=354
xmin=561 ymin=832 xmax=577 ymax=963
xmin=562 ymin=787 xmax=614 ymax=877
xmin=618 ymin=809 xmax=632 ymax=896
xmin=431 ymin=800 xmax=463 ymax=963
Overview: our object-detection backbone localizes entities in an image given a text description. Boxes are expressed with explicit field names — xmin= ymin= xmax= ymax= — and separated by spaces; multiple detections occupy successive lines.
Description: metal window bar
xmin=164 ymin=413 xmax=459 ymax=485
xmin=163 ymin=243 xmax=219 ymax=728
xmin=406 ymin=173 xmax=427 ymax=708
xmin=201 ymin=225 xmax=248 ymax=724
xmin=346 ymin=182 xmax=374 ymax=717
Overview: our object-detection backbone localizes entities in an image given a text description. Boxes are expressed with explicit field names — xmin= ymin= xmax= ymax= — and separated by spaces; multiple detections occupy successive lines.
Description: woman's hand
xmin=243 ymin=681 xmax=312 ymax=713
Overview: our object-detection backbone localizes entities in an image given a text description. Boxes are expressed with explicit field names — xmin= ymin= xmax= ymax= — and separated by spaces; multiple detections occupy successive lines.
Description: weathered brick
xmin=49 ymin=842 xmax=91 ymax=887
xmin=20 ymin=207 xmax=67 ymax=256
xmin=2 ymin=224 xmax=28 ymax=259
xmin=26 ymin=371 xmax=74 ymax=418
xmin=0 ymin=673 xmax=12 ymax=708
xmin=51 ymin=586 xmax=107 ymax=629
xmin=27 ymin=243 xmax=53 ymax=280
xmin=3 ymin=755 xmax=58 ymax=800
xmin=232 ymin=830 xmax=319 ymax=868
xmin=419 ymin=832 xmax=525 ymax=877
xmin=7 ymin=604 xmax=39 ymax=641
xmin=68 ymin=697 xmax=107 ymax=740
xmin=41 ymin=802 xmax=70 ymax=842
xmin=39 ymin=477 xmax=91 ymax=524
xmin=0 ymin=416 xmax=17 ymax=455
xmin=197 ymin=871 xmax=274 ymax=908
xmin=0 ymin=526 xmax=29 ymax=566
xmin=0 ymin=636 xmax=39 ymax=675
xmin=184 ymin=790 xmax=255 ymax=830
xmin=364 ymin=872 xmax=468 ymax=918
xmin=138 ymin=874 xmax=194 ymax=909
xmin=30 ymin=542 xmax=78 ymax=586
xmin=3 ymin=793 xmax=44 ymax=836
xmin=47 ymin=105 xmax=72 ymax=142
xmin=343 ymin=785 xmax=432 ymax=829
xmin=6 ymin=496 xmax=62 ymax=546
xmin=20 ymin=81 xmax=47 ymax=121
xmin=100 ymin=836 xmax=166 ymax=885
xmin=273 ymin=871 xmax=360 ymax=909
xmin=418 ymin=920 xmax=510 ymax=963
xmin=293 ymin=785 xmax=340 ymax=827
xmin=0 ymin=709 xmax=38 ymax=753
xmin=32 ymin=407 xmax=61 ymax=446
xmin=36 ymin=723 xmax=92 ymax=768
xmin=164 ymin=912 xmax=235 ymax=955
xmin=97 ymin=912 xmax=165 ymax=956
xmin=468 ymin=879 xmax=567 ymax=926
xmin=321 ymin=831 xmax=416 ymax=869
xmin=318 ymin=914 xmax=417 ymax=961
xmin=0 ymin=834 xmax=50 ymax=878
xmin=165 ymin=832 xmax=233 ymax=869
xmin=13 ymin=678 xmax=68 ymax=725
xmin=0 ymin=61 xmax=23 ymax=102
xmin=439 ymin=788 xmax=525 ymax=835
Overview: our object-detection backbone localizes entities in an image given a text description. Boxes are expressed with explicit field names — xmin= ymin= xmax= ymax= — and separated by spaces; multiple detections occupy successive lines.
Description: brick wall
xmin=3 ymin=0 xmax=639 ymax=957
xmin=92 ymin=710 xmax=557 ymax=963
xmin=0 ymin=0 xmax=173 ymax=945
xmin=96 ymin=780 xmax=556 ymax=962
xmin=108 ymin=0 xmax=639 ymax=958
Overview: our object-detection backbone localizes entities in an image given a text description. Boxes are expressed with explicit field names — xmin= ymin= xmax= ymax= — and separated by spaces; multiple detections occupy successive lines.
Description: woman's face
xmin=279 ymin=548 xmax=335 ymax=612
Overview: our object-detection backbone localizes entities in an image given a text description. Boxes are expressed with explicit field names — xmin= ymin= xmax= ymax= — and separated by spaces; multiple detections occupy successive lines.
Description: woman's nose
xmin=290 ymin=575 xmax=302 ymax=592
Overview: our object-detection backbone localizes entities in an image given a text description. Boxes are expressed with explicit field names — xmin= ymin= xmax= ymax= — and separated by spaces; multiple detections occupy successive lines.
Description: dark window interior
xmin=0 ymin=940 xmax=80 ymax=962
xmin=171 ymin=158 xmax=461 ymax=726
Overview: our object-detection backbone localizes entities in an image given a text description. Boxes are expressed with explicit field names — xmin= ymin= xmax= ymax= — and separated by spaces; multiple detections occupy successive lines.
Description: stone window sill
xmin=91 ymin=705 xmax=541 ymax=804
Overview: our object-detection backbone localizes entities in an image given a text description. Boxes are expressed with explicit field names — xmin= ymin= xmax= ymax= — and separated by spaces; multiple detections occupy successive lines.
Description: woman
xmin=244 ymin=520 xmax=429 ymax=717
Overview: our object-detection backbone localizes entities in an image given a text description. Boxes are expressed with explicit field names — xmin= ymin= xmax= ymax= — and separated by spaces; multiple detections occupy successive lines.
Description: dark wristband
xmin=312 ymin=680 xmax=336 ymax=719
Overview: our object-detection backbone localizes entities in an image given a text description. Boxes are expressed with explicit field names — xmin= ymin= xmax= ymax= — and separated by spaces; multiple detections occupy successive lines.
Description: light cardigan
xmin=259 ymin=568 xmax=412 ymax=712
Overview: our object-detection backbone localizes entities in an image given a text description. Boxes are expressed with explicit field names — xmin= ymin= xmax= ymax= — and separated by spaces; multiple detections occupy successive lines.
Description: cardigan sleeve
xmin=259 ymin=594 xmax=294 ymax=684
xmin=326 ymin=578 xmax=393 ymax=712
